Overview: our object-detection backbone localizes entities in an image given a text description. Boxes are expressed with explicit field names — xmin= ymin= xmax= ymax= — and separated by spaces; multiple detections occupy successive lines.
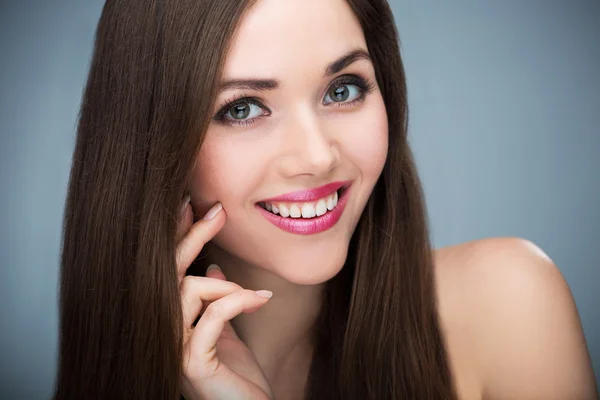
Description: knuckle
xmin=233 ymin=289 xmax=251 ymax=304
xmin=179 ymin=275 xmax=196 ymax=293
xmin=190 ymin=223 xmax=211 ymax=245
xmin=175 ymin=251 xmax=187 ymax=269
xmin=177 ymin=239 xmax=192 ymax=255
xmin=203 ymin=302 xmax=224 ymax=320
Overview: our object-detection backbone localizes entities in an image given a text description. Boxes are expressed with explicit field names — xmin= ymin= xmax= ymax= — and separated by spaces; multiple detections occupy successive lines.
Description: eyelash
xmin=212 ymin=74 xmax=377 ymax=127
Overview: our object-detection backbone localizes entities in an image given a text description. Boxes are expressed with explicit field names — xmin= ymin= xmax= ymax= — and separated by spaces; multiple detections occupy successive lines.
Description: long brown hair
xmin=53 ymin=0 xmax=456 ymax=399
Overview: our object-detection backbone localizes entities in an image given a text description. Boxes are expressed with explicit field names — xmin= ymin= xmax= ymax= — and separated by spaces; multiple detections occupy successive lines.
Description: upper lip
xmin=258 ymin=180 xmax=351 ymax=203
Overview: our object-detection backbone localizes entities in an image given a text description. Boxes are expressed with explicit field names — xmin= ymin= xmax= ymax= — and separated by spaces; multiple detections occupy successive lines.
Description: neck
xmin=204 ymin=245 xmax=324 ymax=386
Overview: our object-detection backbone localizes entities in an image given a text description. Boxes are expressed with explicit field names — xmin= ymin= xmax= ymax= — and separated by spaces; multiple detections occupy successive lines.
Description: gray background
xmin=0 ymin=0 xmax=598 ymax=398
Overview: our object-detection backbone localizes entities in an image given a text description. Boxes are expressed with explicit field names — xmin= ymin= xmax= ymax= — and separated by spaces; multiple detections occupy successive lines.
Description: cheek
xmin=341 ymin=98 xmax=388 ymax=177
xmin=191 ymin=137 xmax=248 ymax=212
xmin=191 ymin=133 xmax=273 ymax=214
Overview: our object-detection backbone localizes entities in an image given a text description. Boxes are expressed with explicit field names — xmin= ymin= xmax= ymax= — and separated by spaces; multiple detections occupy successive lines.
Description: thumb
xmin=205 ymin=263 xmax=227 ymax=280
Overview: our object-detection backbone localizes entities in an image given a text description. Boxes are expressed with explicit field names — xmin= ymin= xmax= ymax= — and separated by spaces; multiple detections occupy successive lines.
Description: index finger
xmin=176 ymin=202 xmax=226 ymax=284
xmin=176 ymin=195 xmax=193 ymax=243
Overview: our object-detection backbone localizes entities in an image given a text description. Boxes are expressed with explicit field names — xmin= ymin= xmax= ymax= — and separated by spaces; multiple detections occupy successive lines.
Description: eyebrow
xmin=217 ymin=48 xmax=371 ymax=93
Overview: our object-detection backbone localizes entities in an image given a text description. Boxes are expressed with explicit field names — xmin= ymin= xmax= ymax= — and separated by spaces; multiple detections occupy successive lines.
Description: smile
xmin=255 ymin=181 xmax=352 ymax=235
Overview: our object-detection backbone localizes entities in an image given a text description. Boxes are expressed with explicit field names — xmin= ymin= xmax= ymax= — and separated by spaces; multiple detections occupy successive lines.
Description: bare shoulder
xmin=433 ymin=237 xmax=598 ymax=400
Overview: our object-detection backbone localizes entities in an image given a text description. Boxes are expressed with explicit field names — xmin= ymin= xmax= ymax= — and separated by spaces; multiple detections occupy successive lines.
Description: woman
xmin=53 ymin=0 xmax=597 ymax=399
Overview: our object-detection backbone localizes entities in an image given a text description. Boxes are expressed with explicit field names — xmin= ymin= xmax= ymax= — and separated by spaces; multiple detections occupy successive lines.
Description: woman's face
xmin=191 ymin=0 xmax=388 ymax=285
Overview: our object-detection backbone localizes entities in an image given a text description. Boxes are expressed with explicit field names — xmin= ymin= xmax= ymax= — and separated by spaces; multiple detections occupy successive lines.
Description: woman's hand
xmin=176 ymin=196 xmax=274 ymax=400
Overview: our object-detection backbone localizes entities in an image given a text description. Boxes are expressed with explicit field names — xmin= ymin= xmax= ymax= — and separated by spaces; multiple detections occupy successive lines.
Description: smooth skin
xmin=176 ymin=196 xmax=598 ymax=400
xmin=177 ymin=201 xmax=273 ymax=400
xmin=436 ymin=238 xmax=598 ymax=400
xmin=175 ymin=0 xmax=597 ymax=398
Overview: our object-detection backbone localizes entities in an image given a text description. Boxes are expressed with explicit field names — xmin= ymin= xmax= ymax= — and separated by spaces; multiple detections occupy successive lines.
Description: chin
xmin=270 ymin=246 xmax=350 ymax=285
xmin=213 ymin=231 xmax=351 ymax=286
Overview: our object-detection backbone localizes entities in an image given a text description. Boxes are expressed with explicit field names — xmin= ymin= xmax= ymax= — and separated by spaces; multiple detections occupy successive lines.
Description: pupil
xmin=332 ymin=86 xmax=349 ymax=102
xmin=232 ymin=104 xmax=250 ymax=119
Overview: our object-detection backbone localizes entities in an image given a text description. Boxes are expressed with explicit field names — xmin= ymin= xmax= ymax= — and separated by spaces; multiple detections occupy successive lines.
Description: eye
xmin=213 ymin=74 xmax=376 ymax=127
xmin=323 ymin=75 xmax=377 ymax=106
xmin=323 ymin=84 xmax=360 ymax=104
xmin=213 ymin=96 xmax=271 ymax=127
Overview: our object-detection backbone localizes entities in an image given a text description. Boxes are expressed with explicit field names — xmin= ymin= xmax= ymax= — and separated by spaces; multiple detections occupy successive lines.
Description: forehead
xmin=221 ymin=0 xmax=367 ymax=79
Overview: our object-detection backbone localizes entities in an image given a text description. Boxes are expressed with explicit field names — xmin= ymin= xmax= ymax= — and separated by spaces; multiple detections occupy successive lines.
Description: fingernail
xmin=206 ymin=264 xmax=221 ymax=274
xmin=255 ymin=290 xmax=273 ymax=299
xmin=203 ymin=202 xmax=222 ymax=220
xmin=180 ymin=194 xmax=190 ymax=215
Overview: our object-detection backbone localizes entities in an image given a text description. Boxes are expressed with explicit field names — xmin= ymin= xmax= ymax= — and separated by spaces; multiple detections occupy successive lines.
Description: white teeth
xmin=326 ymin=196 xmax=334 ymax=211
xmin=289 ymin=204 xmax=301 ymax=218
xmin=315 ymin=199 xmax=327 ymax=216
xmin=260 ymin=189 xmax=342 ymax=218
xmin=301 ymin=203 xmax=316 ymax=218
xmin=279 ymin=204 xmax=289 ymax=217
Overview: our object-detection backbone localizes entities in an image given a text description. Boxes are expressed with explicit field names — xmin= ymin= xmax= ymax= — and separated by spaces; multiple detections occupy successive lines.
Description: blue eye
xmin=222 ymin=102 xmax=263 ymax=122
xmin=213 ymin=74 xmax=376 ymax=127
xmin=212 ymin=96 xmax=270 ymax=127
xmin=323 ymin=81 xmax=363 ymax=105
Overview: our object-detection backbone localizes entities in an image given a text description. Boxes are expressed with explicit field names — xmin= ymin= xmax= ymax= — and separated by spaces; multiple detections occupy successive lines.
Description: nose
xmin=279 ymin=105 xmax=339 ymax=178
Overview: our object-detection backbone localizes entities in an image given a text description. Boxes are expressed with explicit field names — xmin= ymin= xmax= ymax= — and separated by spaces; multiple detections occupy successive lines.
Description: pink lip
xmin=258 ymin=180 xmax=351 ymax=203
xmin=255 ymin=184 xmax=352 ymax=235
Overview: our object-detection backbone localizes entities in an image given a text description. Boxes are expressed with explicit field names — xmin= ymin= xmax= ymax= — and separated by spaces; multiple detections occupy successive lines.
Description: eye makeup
xmin=212 ymin=73 xmax=377 ymax=128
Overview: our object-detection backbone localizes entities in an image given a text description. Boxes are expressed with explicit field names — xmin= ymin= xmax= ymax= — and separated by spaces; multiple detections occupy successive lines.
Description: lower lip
xmin=255 ymin=185 xmax=351 ymax=235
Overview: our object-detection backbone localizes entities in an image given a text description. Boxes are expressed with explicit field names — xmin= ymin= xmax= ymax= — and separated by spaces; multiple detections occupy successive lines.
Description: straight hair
xmin=53 ymin=0 xmax=457 ymax=398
